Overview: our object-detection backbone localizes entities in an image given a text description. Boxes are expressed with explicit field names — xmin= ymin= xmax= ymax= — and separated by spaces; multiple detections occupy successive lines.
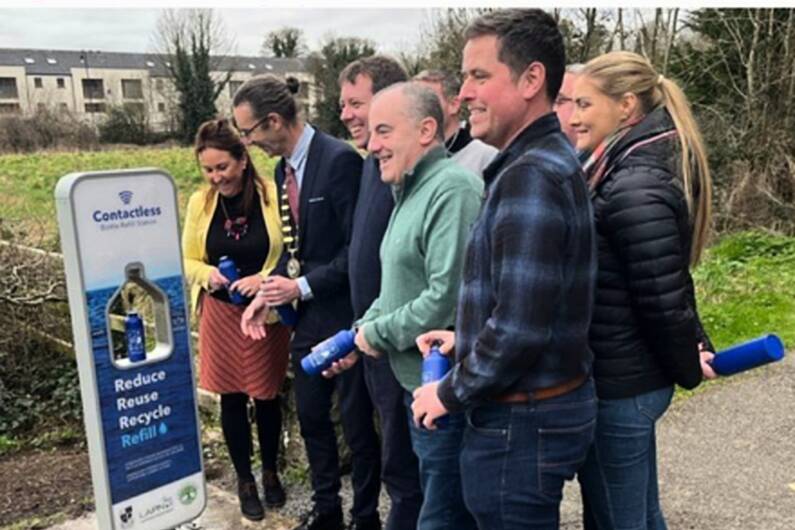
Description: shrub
xmin=98 ymin=104 xmax=152 ymax=145
xmin=0 ymin=108 xmax=98 ymax=153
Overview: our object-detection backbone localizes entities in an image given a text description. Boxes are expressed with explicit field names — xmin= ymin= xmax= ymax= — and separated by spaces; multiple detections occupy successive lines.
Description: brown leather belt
xmin=492 ymin=373 xmax=588 ymax=404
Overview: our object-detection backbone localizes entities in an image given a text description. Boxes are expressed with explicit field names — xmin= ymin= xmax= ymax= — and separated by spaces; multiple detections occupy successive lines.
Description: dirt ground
xmin=0 ymin=443 xmax=235 ymax=529
xmin=0 ymin=448 xmax=93 ymax=528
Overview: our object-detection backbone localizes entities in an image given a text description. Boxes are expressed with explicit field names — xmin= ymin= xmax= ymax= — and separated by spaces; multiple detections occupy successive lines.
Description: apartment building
xmin=0 ymin=48 xmax=314 ymax=131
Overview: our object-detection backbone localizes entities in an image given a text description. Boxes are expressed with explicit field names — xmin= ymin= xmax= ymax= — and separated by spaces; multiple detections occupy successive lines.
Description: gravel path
xmin=559 ymin=350 xmax=795 ymax=529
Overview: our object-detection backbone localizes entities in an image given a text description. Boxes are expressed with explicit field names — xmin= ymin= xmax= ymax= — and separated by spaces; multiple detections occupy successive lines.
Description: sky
xmin=0 ymin=8 xmax=435 ymax=57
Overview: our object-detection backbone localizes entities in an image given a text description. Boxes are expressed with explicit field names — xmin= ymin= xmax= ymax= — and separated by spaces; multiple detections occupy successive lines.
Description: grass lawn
xmin=0 ymin=146 xmax=792 ymax=368
xmin=695 ymin=230 xmax=795 ymax=351
xmin=0 ymin=146 xmax=278 ymax=249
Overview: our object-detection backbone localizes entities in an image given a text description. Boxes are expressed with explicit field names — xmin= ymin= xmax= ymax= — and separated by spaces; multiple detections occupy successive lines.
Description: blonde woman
xmin=569 ymin=51 xmax=716 ymax=529
xmin=182 ymin=119 xmax=289 ymax=521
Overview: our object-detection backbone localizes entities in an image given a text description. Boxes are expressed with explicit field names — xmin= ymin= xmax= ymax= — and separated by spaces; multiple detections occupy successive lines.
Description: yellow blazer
xmin=182 ymin=179 xmax=282 ymax=323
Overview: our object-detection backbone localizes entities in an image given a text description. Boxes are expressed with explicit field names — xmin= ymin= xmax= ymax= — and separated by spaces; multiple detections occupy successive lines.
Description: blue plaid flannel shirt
xmin=437 ymin=113 xmax=597 ymax=412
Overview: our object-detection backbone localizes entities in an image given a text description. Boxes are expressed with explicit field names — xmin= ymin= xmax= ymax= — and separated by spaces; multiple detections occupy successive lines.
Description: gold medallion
xmin=287 ymin=257 xmax=301 ymax=279
xmin=281 ymin=177 xmax=301 ymax=279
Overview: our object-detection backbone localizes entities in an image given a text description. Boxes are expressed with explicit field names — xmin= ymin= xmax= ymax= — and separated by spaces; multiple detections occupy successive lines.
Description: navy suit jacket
xmin=274 ymin=128 xmax=362 ymax=351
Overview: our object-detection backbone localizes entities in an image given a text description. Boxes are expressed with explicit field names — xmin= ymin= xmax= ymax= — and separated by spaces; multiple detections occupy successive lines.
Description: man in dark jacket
xmin=412 ymin=9 xmax=598 ymax=529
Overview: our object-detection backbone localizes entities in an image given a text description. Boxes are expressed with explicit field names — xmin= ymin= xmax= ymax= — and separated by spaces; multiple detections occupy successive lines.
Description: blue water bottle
xmin=276 ymin=303 xmax=298 ymax=327
xmin=421 ymin=340 xmax=451 ymax=428
xmin=711 ymin=334 xmax=785 ymax=376
xmin=125 ymin=311 xmax=146 ymax=363
xmin=301 ymin=329 xmax=356 ymax=375
xmin=218 ymin=255 xmax=245 ymax=305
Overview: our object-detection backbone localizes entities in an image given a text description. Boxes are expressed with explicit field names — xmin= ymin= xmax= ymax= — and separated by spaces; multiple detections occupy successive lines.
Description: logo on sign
xmin=179 ymin=483 xmax=199 ymax=505
xmin=119 ymin=505 xmax=134 ymax=529
xmin=92 ymin=190 xmax=162 ymax=224
xmin=119 ymin=190 xmax=134 ymax=205
xmin=139 ymin=496 xmax=175 ymax=522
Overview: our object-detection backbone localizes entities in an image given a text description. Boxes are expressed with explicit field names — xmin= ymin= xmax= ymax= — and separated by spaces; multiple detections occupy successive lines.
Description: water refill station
xmin=55 ymin=169 xmax=205 ymax=530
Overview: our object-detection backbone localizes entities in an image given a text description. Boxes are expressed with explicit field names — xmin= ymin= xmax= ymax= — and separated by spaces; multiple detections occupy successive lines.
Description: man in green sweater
xmin=324 ymin=82 xmax=482 ymax=529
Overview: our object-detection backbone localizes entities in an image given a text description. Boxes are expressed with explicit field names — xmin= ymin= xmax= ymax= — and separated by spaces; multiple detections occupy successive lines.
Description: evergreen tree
xmin=307 ymin=36 xmax=376 ymax=138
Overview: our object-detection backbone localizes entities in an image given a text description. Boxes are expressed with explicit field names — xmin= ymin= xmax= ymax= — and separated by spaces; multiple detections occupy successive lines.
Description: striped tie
xmin=284 ymin=163 xmax=300 ymax=224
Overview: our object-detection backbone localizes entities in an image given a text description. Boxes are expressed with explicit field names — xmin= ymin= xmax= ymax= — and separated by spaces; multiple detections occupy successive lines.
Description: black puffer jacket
xmin=589 ymin=107 xmax=712 ymax=399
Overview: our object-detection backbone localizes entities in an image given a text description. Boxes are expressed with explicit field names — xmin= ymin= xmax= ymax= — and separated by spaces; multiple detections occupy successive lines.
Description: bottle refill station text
xmin=55 ymin=169 xmax=205 ymax=530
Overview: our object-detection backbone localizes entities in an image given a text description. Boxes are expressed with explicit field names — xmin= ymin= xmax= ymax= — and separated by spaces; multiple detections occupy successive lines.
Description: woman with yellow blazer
xmin=182 ymin=118 xmax=288 ymax=521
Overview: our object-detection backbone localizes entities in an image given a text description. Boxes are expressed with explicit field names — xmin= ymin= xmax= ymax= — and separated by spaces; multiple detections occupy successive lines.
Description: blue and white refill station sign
xmin=55 ymin=169 xmax=205 ymax=530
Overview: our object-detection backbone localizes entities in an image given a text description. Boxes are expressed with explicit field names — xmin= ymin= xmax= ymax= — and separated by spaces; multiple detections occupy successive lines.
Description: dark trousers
xmin=461 ymin=378 xmax=597 ymax=530
xmin=292 ymin=347 xmax=382 ymax=520
xmin=362 ymin=356 xmax=423 ymax=530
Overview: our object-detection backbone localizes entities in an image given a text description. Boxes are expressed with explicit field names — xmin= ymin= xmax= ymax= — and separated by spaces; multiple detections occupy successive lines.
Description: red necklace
xmin=219 ymin=196 xmax=248 ymax=241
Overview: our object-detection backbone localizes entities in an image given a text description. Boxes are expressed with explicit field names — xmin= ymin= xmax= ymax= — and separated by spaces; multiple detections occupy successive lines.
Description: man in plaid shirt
xmin=412 ymin=9 xmax=598 ymax=529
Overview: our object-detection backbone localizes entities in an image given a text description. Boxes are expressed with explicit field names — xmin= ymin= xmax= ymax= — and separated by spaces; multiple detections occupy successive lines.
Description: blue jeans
xmin=461 ymin=378 xmax=597 ymax=530
xmin=578 ymin=385 xmax=674 ymax=530
xmin=404 ymin=392 xmax=477 ymax=530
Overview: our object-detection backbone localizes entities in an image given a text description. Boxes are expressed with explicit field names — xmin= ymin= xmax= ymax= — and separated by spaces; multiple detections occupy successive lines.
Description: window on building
xmin=57 ymin=78 xmax=65 ymax=89
xmin=85 ymin=102 xmax=106 ymax=113
xmin=299 ymin=82 xmax=309 ymax=98
xmin=157 ymin=102 xmax=166 ymax=113
xmin=0 ymin=77 xmax=19 ymax=98
xmin=155 ymin=78 xmax=164 ymax=90
xmin=37 ymin=103 xmax=46 ymax=112
xmin=229 ymin=80 xmax=243 ymax=98
xmin=123 ymin=102 xmax=145 ymax=115
xmin=121 ymin=79 xmax=143 ymax=99
xmin=34 ymin=77 xmax=43 ymax=88
xmin=82 ymin=79 xmax=104 ymax=99
xmin=59 ymin=102 xmax=69 ymax=112
xmin=0 ymin=103 xmax=20 ymax=114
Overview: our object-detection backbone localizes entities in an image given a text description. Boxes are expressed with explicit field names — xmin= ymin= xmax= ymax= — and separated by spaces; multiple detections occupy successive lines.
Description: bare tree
xmin=661 ymin=8 xmax=680 ymax=74
xmin=261 ymin=27 xmax=307 ymax=58
xmin=673 ymin=8 xmax=795 ymax=232
xmin=397 ymin=48 xmax=428 ymax=77
xmin=420 ymin=9 xmax=489 ymax=76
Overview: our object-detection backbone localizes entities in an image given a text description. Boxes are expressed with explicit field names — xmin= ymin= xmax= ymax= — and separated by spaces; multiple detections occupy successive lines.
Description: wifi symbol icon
xmin=119 ymin=190 xmax=134 ymax=205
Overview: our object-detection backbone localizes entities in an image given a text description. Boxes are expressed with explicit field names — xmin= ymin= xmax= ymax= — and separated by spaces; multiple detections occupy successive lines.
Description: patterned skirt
xmin=198 ymin=294 xmax=290 ymax=400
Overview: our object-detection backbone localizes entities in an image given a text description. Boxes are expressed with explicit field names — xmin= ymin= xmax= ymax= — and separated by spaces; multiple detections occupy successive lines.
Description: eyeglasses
xmin=235 ymin=116 xmax=269 ymax=138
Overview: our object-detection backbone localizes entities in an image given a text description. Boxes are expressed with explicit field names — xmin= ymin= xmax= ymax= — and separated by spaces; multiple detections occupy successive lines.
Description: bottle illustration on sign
xmin=106 ymin=262 xmax=174 ymax=368
xmin=124 ymin=311 xmax=146 ymax=362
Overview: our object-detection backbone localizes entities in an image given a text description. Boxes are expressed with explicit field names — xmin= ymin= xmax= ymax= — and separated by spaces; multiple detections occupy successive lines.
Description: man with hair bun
xmin=237 ymin=74 xmax=380 ymax=530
